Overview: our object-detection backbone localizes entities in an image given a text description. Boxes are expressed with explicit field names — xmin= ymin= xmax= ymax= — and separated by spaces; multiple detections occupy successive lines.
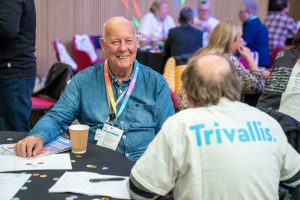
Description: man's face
xmin=239 ymin=4 xmax=249 ymax=22
xmin=100 ymin=24 xmax=138 ymax=70
xmin=198 ymin=4 xmax=210 ymax=21
xmin=159 ymin=2 xmax=169 ymax=20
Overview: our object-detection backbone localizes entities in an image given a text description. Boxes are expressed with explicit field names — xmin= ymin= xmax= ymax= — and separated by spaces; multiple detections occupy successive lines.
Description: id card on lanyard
xmin=95 ymin=60 xmax=139 ymax=151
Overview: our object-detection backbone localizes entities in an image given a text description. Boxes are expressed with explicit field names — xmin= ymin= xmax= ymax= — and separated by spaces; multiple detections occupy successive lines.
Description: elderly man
xmin=14 ymin=16 xmax=174 ymax=161
xmin=239 ymin=0 xmax=269 ymax=68
xmin=193 ymin=0 xmax=219 ymax=46
xmin=129 ymin=55 xmax=300 ymax=199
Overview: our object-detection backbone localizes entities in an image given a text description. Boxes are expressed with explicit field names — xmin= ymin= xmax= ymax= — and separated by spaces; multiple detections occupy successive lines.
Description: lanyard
xmin=104 ymin=60 xmax=139 ymax=119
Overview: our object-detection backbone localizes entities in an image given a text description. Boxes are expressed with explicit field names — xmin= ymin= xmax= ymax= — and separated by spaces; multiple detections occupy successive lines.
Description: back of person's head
xmin=179 ymin=7 xmax=194 ymax=24
xmin=243 ymin=0 xmax=257 ymax=15
xmin=182 ymin=54 xmax=241 ymax=107
xmin=194 ymin=19 xmax=241 ymax=56
xmin=268 ymin=0 xmax=288 ymax=11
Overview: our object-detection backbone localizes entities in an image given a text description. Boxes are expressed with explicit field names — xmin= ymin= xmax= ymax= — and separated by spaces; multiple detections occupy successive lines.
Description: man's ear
xmin=99 ymin=37 xmax=105 ymax=51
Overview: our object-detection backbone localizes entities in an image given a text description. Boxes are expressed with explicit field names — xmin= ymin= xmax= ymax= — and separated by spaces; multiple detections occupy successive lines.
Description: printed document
xmin=0 ymin=153 xmax=72 ymax=172
xmin=0 ymin=173 xmax=31 ymax=200
xmin=49 ymin=171 xmax=130 ymax=199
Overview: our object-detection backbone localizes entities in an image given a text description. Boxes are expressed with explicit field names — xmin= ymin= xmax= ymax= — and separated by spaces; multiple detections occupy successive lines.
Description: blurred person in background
xmin=177 ymin=19 xmax=270 ymax=110
xmin=193 ymin=0 xmax=219 ymax=47
xmin=0 ymin=0 xmax=36 ymax=132
xmin=164 ymin=7 xmax=203 ymax=59
xmin=239 ymin=0 xmax=270 ymax=68
xmin=139 ymin=0 xmax=175 ymax=41
xmin=265 ymin=0 xmax=297 ymax=51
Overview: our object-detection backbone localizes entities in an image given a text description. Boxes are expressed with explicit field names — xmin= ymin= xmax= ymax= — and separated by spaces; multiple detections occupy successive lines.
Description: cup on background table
xmin=68 ymin=124 xmax=89 ymax=154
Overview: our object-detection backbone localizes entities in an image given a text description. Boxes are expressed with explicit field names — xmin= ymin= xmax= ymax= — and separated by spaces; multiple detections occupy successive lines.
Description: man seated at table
xmin=138 ymin=0 xmax=175 ymax=41
xmin=129 ymin=55 xmax=300 ymax=199
xmin=164 ymin=7 xmax=203 ymax=58
xmin=14 ymin=16 xmax=175 ymax=161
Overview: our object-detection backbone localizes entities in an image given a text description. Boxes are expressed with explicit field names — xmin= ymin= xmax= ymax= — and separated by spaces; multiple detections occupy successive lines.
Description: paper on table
xmin=49 ymin=171 xmax=130 ymax=199
xmin=0 ymin=153 xmax=72 ymax=172
xmin=0 ymin=173 xmax=31 ymax=200
xmin=1 ymin=136 xmax=71 ymax=157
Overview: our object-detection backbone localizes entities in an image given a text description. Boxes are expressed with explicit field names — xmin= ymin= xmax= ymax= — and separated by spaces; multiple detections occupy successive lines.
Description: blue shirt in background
xmin=30 ymin=60 xmax=175 ymax=161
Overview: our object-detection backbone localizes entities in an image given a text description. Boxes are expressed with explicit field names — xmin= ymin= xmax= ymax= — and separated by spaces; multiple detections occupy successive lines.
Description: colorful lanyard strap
xmin=104 ymin=60 xmax=139 ymax=119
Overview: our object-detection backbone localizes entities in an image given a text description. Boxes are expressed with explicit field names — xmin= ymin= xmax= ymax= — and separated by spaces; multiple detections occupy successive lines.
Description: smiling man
xmin=14 ymin=16 xmax=174 ymax=161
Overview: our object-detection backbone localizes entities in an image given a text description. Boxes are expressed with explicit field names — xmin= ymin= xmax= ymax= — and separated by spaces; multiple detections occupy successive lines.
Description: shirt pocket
xmin=128 ymin=102 xmax=156 ymax=128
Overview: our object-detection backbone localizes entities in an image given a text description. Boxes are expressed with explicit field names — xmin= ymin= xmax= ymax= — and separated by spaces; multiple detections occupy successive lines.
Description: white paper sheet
xmin=49 ymin=171 xmax=130 ymax=199
xmin=0 ymin=153 xmax=72 ymax=172
xmin=0 ymin=173 xmax=31 ymax=200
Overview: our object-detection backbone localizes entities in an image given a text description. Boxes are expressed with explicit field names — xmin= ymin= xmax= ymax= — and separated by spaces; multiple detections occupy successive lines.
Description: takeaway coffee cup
xmin=69 ymin=124 xmax=89 ymax=154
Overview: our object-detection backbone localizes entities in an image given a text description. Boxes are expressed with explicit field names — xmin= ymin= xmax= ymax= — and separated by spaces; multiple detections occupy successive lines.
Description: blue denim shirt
xmin=30 ymin=60 xmax=175 ymax=161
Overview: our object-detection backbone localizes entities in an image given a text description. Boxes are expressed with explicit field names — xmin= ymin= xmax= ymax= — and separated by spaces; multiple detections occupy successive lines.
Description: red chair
xmin=53 ymin=39 xmax=78 ymax=72
xmin=270 ymin=46 xmax=284 ymax=67
xmin=71 ymin=34 xmax=103 ymax=72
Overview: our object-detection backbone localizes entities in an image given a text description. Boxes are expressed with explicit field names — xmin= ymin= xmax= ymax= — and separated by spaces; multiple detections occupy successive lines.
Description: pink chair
xmin=71 ymin=34 xmax=103 ymax=72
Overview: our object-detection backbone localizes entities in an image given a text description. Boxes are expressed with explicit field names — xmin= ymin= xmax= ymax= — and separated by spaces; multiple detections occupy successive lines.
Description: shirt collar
xmin=107 ymin=59 xmax=138 ymax=84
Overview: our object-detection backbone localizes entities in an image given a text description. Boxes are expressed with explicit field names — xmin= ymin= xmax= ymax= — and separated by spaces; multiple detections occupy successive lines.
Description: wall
xmin=35 ymin=0 xmax=269 ymax=77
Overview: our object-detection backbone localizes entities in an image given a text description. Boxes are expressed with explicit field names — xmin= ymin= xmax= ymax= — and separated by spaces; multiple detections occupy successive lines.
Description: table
xmin=136 ymin=50 xmax=167 ymax=74
xmin=0 ymin=131 xmax=134 ymax=200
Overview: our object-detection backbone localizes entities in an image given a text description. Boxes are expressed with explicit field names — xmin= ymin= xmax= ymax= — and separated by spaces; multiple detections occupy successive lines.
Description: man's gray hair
xmin=182 ymin=55 xmax=241 ymax=107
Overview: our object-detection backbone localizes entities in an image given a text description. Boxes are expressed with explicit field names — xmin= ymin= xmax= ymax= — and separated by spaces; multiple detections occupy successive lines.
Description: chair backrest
xmin=163 ymin=53 xmax=191 ymax=95
xmin=72 ymin=34 xmax=103 ymax=72
xmin=270 ymin=46 xmax=284 ymax=67
xmin=53 ymin=39 xmax=78 ymax=71
xmin=33 ymin=62 xmax=73 ymax=101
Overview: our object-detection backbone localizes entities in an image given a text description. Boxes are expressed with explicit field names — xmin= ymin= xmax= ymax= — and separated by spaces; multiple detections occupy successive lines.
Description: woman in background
xmin=177 ymin=19 xmax=270 ymax=110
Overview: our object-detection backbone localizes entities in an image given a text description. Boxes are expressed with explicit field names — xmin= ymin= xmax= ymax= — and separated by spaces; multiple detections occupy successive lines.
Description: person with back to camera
xmin=14 ymin=16 xmax=175 ymax=161
xmin=164 ymin=6 xmax=203 ymax=59
xmin=129 ymin=54 xmax=300 ymax=200
xmin=265 ymin=0 xmax=297 ymax=52
xmin=138 ymin=0 xmax=175 ymax=41
xmin=257 ymin=27 xmax=300 ymax=122
xmin=0 ymin=0 xmax=36 ymax=133
xmin=177 ymin=19 xmax=270 ymax=110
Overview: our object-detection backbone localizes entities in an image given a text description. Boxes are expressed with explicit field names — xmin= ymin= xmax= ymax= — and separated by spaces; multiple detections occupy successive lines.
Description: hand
xmin=261 ymin=69 xmax=271 ymax=79
xmin=238 ymin=46 xmax=252 ymax=59
xmin=14 ymin=136 xmax=44 ymax=157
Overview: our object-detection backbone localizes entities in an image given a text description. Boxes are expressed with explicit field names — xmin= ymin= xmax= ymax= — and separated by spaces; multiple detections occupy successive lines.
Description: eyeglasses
xmin=198 ymin=9 xmax=210 ymax=13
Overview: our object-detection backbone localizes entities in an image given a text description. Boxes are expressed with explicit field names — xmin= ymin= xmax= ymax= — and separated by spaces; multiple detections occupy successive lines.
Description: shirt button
xmin=7 ymin=63 xmax=11 ymax=68
xmin=122 ymin=135 xmax=126 ymax=139
xmin=125 ymin=153 xmax=129 ymax=157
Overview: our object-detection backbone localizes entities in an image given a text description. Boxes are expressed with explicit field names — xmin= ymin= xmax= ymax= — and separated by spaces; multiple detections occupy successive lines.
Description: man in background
xmin=164 ymin=7 xmax=203 ymax=58
xmin=0 ymin=0 xmax=36 ymax=132
xmin=129 ymin=54 xmax=300 ymax=199
xmin=193 ymin=0 xmax=219 ymax=47
xmin=265 ymin=0 xmax=297 ymax=51
xmin=239 ymin=0 xmax=269 ymax=68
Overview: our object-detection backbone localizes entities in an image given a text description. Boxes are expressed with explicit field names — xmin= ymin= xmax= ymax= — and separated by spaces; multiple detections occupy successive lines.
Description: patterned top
xmin=264 ymin=12 xmax=297 ymax=51
xmin=177 ymin=54 xmax=266 ymax=110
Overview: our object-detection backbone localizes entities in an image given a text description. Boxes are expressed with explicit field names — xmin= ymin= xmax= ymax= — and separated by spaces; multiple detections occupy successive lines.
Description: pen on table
xmin=89 ymin=177 xmax=126 ymax=183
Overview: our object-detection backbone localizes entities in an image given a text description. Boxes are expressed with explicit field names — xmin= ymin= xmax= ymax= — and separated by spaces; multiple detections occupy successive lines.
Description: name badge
xmin=96 ymin=124 xmax=123 ymax=151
